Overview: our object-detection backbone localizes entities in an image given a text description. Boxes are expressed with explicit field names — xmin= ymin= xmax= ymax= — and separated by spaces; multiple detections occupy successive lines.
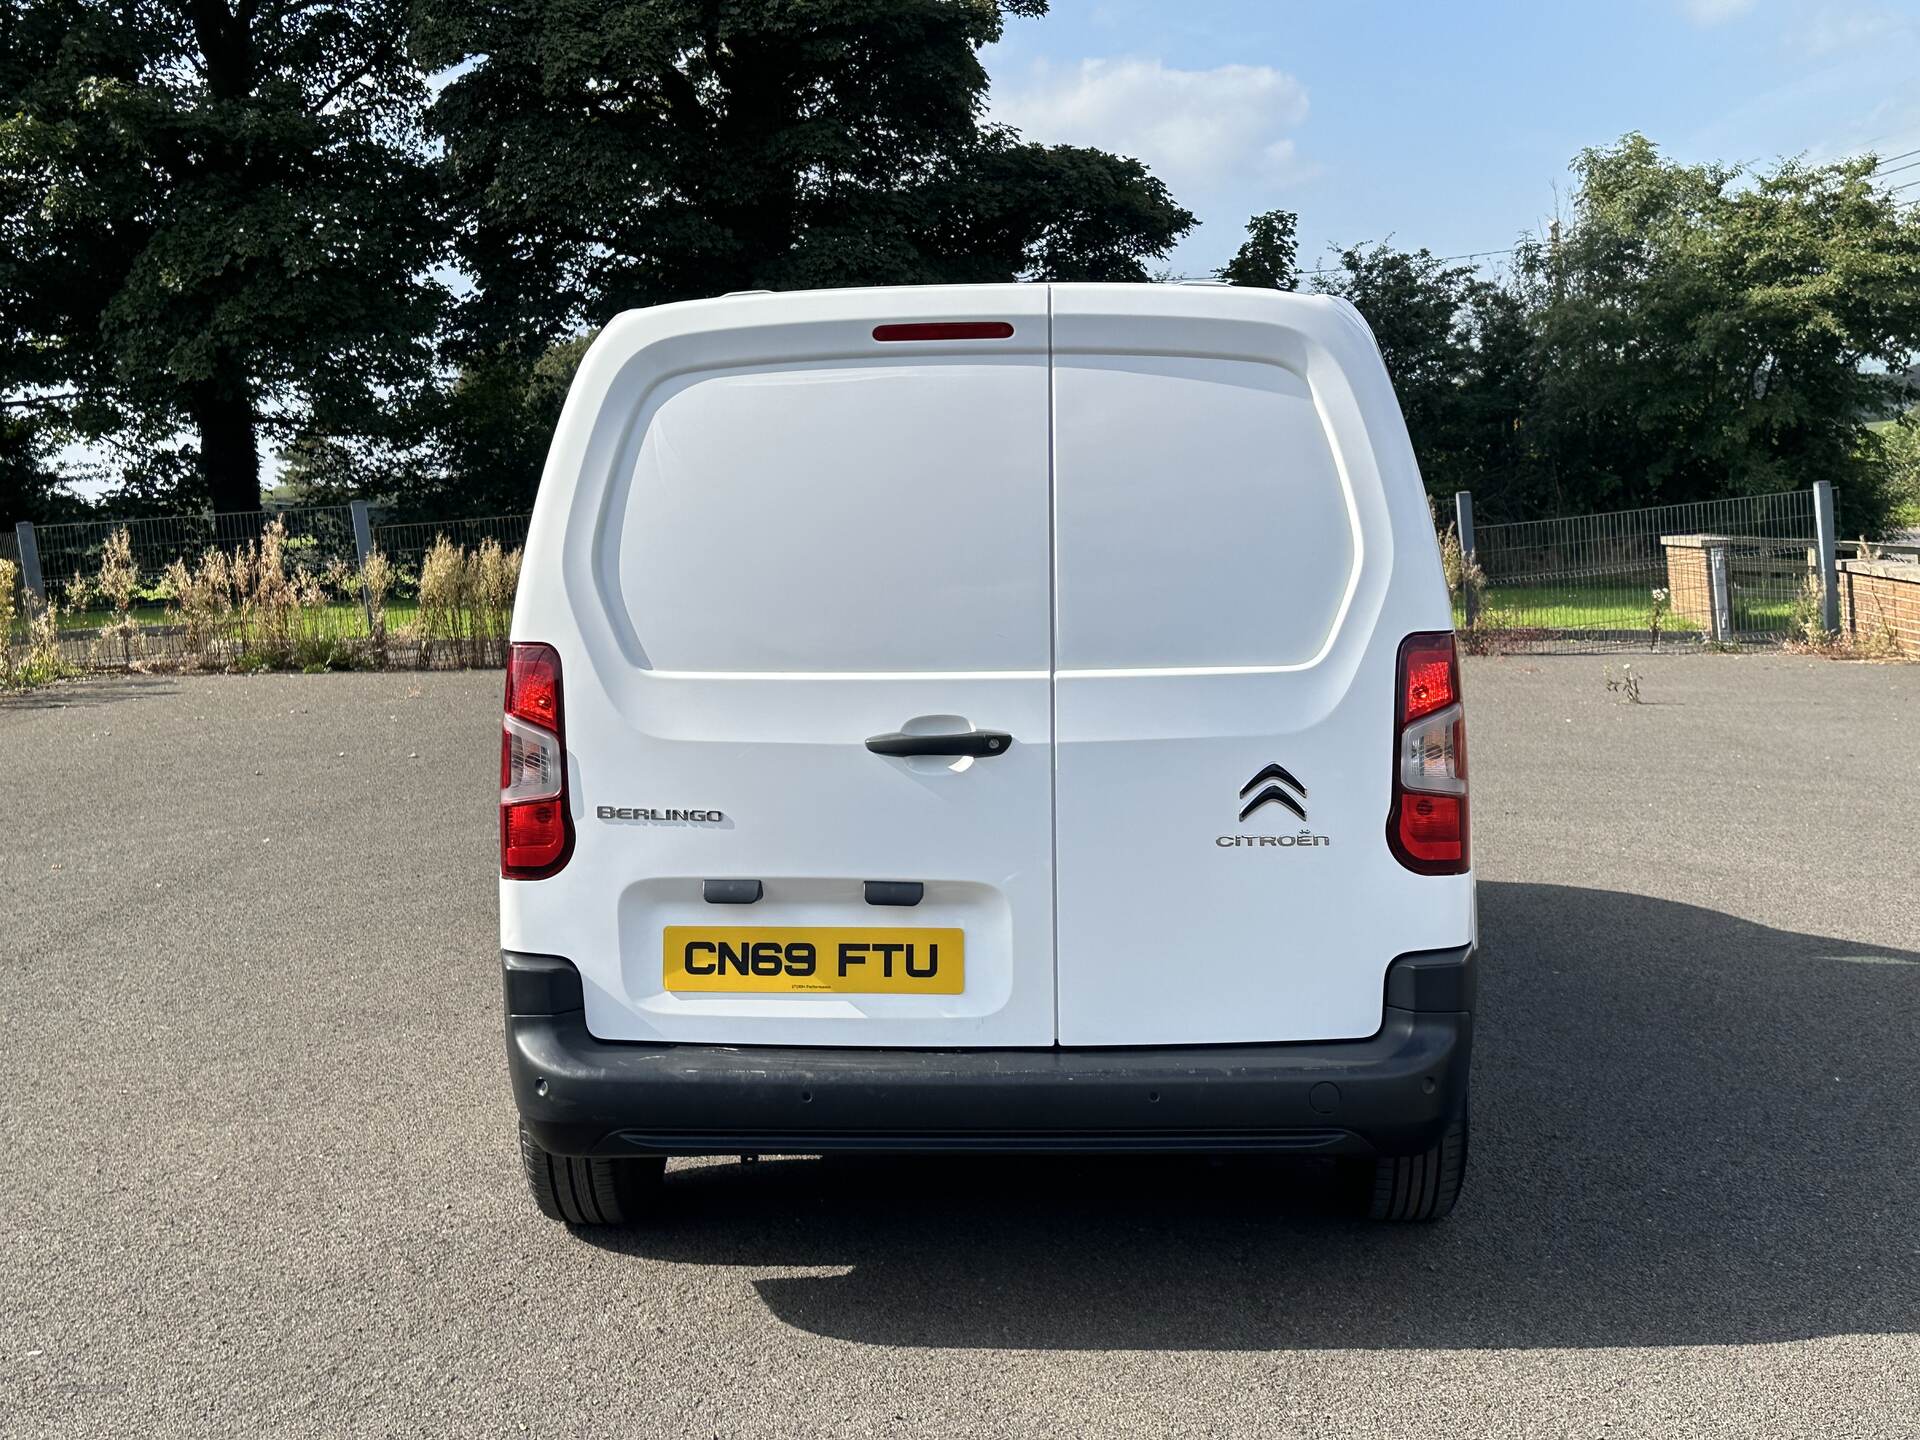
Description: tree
xmin=0 ymin=0 xmax=447 ymax=513
xmin=283 ymin=336 xmax=595 ymax=519
xmin=414 ymin=0 xmax=1195 ymax=352
xmin=1871 ymin=408 xmax=1920 ymax=529
xmin=1521 ymin=134 xmax=1920 ymax=525
xmin=0 ymin=413 xmax=85 ymax=526
xmin=1312 ymin=243 xmax=1479 ymax=436
xmin=1217 ymin=209 xmax=1299 ymax=290
xmin=1314 ymin=246 xmax=1552 ymax=521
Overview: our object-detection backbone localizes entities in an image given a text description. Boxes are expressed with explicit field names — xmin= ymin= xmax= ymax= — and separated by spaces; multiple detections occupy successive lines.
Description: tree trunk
xmin=190 ymin=381 xmax=261 ymax=514
xmin=184 ymin=4 xmax=261 ymax=516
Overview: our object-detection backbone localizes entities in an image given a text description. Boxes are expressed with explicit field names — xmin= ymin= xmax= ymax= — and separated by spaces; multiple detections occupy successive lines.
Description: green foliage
xmin=1217 ymin=209 xmax=1300 ymax=290
xmin=1311 ymin=244 xmax=1546 ymax=513
xmin=415 ymin=0 xmax=1193 ymax=349
xmin=1297 ymin=136 xmax=1920 ymax=532
xmin=0 ymin=0 xmax=448 ymax=511
xmin=6 ymin=0 xmax=1915 ymax=544
xmin=1870 ymin=409 xmax=1920 ymax=528
xmin=0 ymin=411 xmax=86 ymax=526
xmin=1519 ymin=135 xmax=1920 ymax=529
xmin=423 ymin=339 xmax=594 ymax=515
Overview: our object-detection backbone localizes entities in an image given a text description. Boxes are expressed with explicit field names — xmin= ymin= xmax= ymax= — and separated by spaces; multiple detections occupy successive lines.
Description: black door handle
xmin=865 ymin=730 xmax=1013 ymax=758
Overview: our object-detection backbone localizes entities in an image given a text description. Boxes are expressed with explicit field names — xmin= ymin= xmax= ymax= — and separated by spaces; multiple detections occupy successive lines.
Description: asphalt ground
xmin=3 ymin=653 xmax=1917 ymax=1438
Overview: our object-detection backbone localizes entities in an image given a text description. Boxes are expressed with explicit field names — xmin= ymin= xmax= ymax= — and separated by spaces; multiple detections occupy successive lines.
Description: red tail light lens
xmin=1397 ymin=793 xmax=1465 ymax=866
xmin=505 ymin=643 xmax=560 ymax=730
xmin=503 ymin=798 xmax=569 ymax=871
xmin=1400 ymin=634 xmax=1457 ymax=721
xmin=501 ymin=642 xmax=572 ymax=879
xmin=1387 ymin=632 xmax=1469 ymax=874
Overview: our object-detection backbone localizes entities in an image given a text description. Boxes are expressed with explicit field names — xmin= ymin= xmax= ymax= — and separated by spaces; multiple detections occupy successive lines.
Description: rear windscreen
xmin=1051 ymin=355 xmax=1357 ymax=670
xmin=607 ymin=359 xmax=1052 ymax=674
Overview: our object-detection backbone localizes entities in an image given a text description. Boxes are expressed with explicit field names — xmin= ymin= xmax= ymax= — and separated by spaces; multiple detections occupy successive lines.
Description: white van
xmin=501 ymin=283 xmax=1475 ymax=1225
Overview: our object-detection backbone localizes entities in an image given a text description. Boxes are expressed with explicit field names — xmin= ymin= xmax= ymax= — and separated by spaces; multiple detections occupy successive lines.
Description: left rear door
xmin=521 ymin=286 xmax=1058 ymax=1048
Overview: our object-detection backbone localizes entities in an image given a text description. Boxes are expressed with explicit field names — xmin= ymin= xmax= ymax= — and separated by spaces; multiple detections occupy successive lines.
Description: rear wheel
xmin=1346 ymin=1094 xmax=1469 ymax=1222
xmin=518 ymin=1119 xmax=665 ymax=1225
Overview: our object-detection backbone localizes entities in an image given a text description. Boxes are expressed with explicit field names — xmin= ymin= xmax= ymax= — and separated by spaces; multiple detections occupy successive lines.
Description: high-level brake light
xmin=872 ymin=321 xmax=1015 ymax=342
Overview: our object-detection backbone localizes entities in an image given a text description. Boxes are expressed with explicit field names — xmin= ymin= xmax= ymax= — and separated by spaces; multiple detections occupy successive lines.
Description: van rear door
xmin=526 ymin=286 xmax=1055 ymax=1047
xmin=1047 ymin=286 xmax=1472 ymax=1046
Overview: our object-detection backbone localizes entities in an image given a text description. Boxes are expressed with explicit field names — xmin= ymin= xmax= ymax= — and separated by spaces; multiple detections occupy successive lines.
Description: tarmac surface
xmin=3 ymin=653 xmax=1917 ymax=1437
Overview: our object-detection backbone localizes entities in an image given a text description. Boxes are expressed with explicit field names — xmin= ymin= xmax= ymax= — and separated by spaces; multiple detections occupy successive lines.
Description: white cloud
xmin=988 ymin=57 xmax=1313 ymax=194
xmin=1683 ymin=0 xmax=1757 ymax=24
xmin=1794 ymin=5 xmax=1906 ymax=57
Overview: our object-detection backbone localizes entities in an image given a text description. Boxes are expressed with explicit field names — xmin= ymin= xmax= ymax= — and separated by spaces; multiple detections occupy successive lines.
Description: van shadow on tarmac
xmin=0 ymin=675 xmax=180 ymax=711
xmin=581 ymin=881 xmax=1920 ymax=1351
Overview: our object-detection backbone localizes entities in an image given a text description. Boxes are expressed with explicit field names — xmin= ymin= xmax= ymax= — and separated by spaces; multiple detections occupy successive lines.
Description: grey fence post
xmin=1453 ymin=489 xmax=1477 ymax=629
xmin=1812 ymin=480 xmax=1840 ymax=636
xmin=14 ymin=521 xmax=44 ymax=612
xmin=349 ymin=500 xmax=375 ymax=631
xmin=1708 ymin=543 xmax=1733 ymax=644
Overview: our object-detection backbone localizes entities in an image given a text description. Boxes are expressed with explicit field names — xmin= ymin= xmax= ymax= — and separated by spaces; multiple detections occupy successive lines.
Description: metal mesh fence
xmin=371 ymin=512 xmax=532 ymax=577
xmin=30 ymin=505 xmax=360 ymax=612
xmin=6 ymin=486 xmax=1872 ymax=671
xmin=8 ymin=503 xmax=533 ymax=672
xmin=1463 ymin=489 xmax=1822 ymax=653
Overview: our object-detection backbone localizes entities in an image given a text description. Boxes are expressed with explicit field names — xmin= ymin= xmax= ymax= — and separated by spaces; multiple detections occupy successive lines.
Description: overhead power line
xmin=1168 ymin=242 xmax=1533 ymax=285
xmin=1184 ymin=148 xmax=1920 ymax=282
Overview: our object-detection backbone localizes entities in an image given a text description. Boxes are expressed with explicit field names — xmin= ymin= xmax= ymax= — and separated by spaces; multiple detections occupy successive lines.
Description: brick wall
xmin=1662 ymin=543 xmax=1714 ymax=628
xmin=1839 ymin=561 xmax=1920 ymax=655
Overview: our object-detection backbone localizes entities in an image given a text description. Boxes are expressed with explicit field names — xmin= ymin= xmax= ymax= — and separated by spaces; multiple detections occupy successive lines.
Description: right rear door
xmin=1047 ymin=285 xmax=1471 ymax=1046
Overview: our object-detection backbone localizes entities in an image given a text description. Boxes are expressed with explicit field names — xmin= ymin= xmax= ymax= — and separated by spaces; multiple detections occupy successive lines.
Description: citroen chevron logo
xmin=1238 ymin=763 xmax=1307 ymax=823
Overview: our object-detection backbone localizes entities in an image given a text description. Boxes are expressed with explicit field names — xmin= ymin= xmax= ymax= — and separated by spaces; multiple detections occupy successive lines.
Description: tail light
xmin=1387 ymin=632 xmax=1468 ymax=874
xmin=501 ymin=642 xmax=573 ymax=879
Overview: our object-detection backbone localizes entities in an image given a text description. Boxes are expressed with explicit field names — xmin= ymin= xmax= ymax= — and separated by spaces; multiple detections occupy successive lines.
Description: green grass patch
xmin=48 ymin=599 xmax=422 ymax=635
xmin=1455 ymin=580 xmax=1794 ymax=635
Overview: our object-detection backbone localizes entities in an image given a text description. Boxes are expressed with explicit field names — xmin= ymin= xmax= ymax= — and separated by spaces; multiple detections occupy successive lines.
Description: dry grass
xmin=1782 ymin=568 xmax=1909 ymax=662
xmin=360 ymin=548 xmax=396 ymax=665
xmin=1 ymin=556 xmax=69 ymax=691
xmin=52 ymin=521 xmax=528 ymax=673
xmin=0 ymin=557 xmax=16 ymax=689
xmin=86 ymin=528 xmax=146 ymax=668
xmin=408 ymin=534 xmax=518 ymax=666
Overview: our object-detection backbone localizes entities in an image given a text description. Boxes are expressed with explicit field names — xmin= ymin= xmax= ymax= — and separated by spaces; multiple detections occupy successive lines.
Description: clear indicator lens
xmin=1399 ymin=703 xmax=1465 ymax=796
xmin=502 ymin=713 xmax=563 ymax=803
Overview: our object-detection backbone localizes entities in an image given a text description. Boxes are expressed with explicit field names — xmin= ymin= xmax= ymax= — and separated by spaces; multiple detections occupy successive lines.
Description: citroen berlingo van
xmin=501 ymin=283 xmax=1475 ymax=1225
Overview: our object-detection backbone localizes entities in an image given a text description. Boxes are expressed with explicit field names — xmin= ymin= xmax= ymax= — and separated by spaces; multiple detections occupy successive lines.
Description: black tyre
xmin=1348 ymin=1094 xmax=1469 ymax=1222
xmin=518 ymin=1119 xmax=666 ymax=1225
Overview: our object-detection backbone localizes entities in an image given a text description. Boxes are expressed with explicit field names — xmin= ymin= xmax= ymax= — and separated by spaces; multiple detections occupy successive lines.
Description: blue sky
xmin=985 ymin=0 xmax=1920 ymax=277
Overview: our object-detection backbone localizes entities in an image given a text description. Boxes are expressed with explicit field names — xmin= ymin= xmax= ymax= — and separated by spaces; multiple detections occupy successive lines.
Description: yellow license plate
xmin=662 ymin=926 xmax=964 ymax=994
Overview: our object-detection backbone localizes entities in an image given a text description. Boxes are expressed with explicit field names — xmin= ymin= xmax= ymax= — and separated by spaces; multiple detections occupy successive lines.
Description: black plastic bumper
xmin=504 ymin=948 xmax=1473 ymax=1159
